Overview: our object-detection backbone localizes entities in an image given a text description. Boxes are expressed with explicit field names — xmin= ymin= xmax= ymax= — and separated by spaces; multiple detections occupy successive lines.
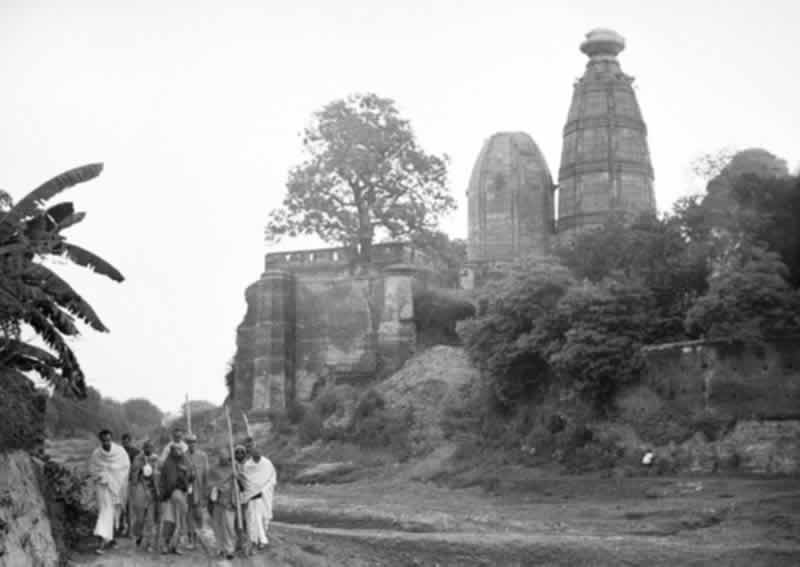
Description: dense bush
xmin=685 ymin=245 xmax=800 ymax=340
xmin=0 ymin=370 xmax=47 ymax=451
xmin=42 ymin=459 xmax=95 ymax=555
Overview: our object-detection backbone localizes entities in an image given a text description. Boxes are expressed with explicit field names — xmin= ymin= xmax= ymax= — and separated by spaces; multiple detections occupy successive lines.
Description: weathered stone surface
xmin=466 ymin=132 xmax=554 ymax=264
xmin=0 ymin=452 xmax=59 ymax=567
xmin=558 ymin=28 xmax=655 ymax=238
xmin=377 ymin=346 xmax=480 ymax=455
xmin=233 ymin=243 xmax=440 ymax=413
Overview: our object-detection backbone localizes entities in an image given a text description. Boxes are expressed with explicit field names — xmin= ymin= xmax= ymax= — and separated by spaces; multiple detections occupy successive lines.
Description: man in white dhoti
xmin=88 ymin=429 xmax=131 ymax=555
xmin=236 ymin=446 xmax=276 ymax=551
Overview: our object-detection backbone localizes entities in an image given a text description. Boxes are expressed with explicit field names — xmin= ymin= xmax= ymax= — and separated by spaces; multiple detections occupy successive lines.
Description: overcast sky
xmin=2 ymin=0 xmax=798 ymax=414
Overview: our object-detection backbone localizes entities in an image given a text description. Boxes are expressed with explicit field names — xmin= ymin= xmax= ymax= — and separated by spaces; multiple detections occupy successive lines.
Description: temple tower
xmin=558 ymin=29 xmax=655 ymax=238
xmin=466 ymin=132 xmax=555 ymax=264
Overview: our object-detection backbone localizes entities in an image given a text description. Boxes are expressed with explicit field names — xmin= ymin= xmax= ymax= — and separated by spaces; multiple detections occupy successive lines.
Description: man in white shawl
xmin=236 ymin=445 xmax=276 ymax=551
xmin=88 ymin=429 xmax=131 ymax=555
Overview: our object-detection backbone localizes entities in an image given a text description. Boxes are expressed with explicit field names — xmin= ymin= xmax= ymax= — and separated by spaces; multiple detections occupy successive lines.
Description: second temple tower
xmin=466 ymin=28 xmax=656 ymax=279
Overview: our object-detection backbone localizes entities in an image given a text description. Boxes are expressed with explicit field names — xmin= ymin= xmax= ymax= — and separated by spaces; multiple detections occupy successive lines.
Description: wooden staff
xmin=225 ymin=406 xmax=243 ymax=531
xmin=186 ymin=393 xmax=192 ymax=434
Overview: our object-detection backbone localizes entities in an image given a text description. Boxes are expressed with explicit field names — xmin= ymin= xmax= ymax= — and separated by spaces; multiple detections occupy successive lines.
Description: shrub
xmin=42 ymin=459 xmax=96 ymax=555
xmin=299 ymin=409 xmax=323 ymax=445
xmin=0 ymin=370 xmax=47 ymax=451
xmin=349 ymin=389 xmax=412 ymax=459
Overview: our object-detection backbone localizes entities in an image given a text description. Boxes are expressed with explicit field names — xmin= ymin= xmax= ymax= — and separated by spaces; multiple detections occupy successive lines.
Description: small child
xmin=208 ymin=473 xmax=239 ymax=560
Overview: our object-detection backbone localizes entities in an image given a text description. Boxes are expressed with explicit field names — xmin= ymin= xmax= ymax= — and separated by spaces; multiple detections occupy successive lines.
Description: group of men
xmin=88 ymin=426 xmax=277 ymax=559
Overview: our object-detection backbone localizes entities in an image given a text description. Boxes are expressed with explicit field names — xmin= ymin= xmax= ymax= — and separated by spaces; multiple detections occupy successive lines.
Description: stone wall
xmin=233 ymin=243 xmax=434 ymax=413
xmin=0 ymin=452 xmax=59 ymax=567
xmin=641 ymin=337 xmax=800 ymax=419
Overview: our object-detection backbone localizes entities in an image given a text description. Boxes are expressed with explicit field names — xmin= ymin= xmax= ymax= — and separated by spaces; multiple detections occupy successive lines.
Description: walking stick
xmin=225 ymin=406 xmax=244 ymax=531
xmin=186 ymin=393 xmax=192 ymax=435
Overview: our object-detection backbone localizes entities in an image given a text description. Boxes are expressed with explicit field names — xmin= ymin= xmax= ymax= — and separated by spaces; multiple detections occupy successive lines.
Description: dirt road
xmin=72 ymin=475 xmax=800 ymax=566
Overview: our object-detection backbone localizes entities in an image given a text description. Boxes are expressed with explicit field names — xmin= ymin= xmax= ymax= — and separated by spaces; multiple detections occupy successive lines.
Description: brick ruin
xmin=233 ymin=28 xmax=659 ymax=412
xmin=231 ymin=243 xmax=441 ymax=413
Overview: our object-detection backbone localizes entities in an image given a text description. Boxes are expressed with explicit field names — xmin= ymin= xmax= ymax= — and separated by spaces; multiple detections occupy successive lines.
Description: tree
xmin=548 ymin=280 xmax=657 ymax=406
xmin=556 ymin=212 xmax=709 ymax=341
xmin=122 ymin=398 xmax=164 ymax=432
xmin=0 ymin=163 xmax=123 ymax=397
xmin=410 ymin=230 xmax=466 ymax=287
xmin=728 ymin=174 xmax=800 ymax=287
xmin=459 ymin=256 xmax=575 ymax=406
xmin=685 ymin=244 xmax=800 ymax=341
xmin=265 ymin=93 xmax=455 ymax=261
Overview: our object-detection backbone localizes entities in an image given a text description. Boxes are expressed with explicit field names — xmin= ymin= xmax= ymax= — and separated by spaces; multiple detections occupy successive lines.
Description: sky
xmin=1 ymin=0 xmax=798 ymax=414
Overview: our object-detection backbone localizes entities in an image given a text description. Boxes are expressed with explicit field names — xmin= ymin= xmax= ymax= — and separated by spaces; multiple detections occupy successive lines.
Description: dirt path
xmin=71 ymin=475 xmax=800 ymax=566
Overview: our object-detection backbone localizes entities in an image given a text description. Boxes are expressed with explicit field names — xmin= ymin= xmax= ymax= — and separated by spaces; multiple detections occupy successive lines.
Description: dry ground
xmin=50 ymin=438 xmax=800 ymax=566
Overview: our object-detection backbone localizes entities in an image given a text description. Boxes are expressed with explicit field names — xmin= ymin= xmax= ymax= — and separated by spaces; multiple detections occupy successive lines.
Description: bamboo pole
xmin=186 ymin=393 xmax=192 ymax=435
xmin=225 ymin=406 xmax=243 ymax=531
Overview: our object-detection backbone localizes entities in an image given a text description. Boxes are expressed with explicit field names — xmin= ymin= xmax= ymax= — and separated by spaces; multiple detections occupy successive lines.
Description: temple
xmin=465 ymin=28 xmax=656 ymax=281
xmin=235 ymin=28 xmax=658 ymax=411
xmin=557 ymin=28 xmax=656 ymax=237
xmin=466 ymin=132 xmax=555 ymax=264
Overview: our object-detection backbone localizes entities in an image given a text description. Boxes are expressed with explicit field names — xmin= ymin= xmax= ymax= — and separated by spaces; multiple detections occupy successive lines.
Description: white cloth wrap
xmin=241 ymin=457 xmax=277 ymax=544
xmin=88 ymin=443 xmax=130 ymax=541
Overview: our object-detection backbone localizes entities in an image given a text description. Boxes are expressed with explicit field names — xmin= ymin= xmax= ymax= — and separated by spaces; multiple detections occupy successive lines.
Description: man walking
xmin=120 ymin=433 xmax=140 ymax=536
xmin=208 ymin=467 xmax=238 ymax=560
xmin=129 ymin=440 xmax=160 ymax=551
xmin=159 ymin=427 xmax=188 ymax=464
xmin=185 ymin=433 xmax=209 ymax=549
xmin=88 ymin=429 xmax=130 ymax=555
xmin=237 ymin=445 xmax=276 ymax=551
xmin=158 ymin=442 xmax=193 ymax=555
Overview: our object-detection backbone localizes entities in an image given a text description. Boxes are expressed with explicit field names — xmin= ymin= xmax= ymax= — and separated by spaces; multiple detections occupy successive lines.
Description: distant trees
xmin=0 ymin=163 xmax=123 ymax=398
xmin=122 ymin=398 xmax=165 ymax=433
xmin=265 ymin=93 xmax=455 ymax=261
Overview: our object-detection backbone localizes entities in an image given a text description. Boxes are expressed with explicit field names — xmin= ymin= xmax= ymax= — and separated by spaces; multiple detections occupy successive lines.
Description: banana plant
xmin=0 ymin=163 xmax=123 ymax=397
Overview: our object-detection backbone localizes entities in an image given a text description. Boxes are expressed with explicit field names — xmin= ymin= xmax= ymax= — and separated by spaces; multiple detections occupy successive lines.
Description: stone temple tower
xmin=558 ymin=29 xmax=655 ymax=238
xmin=466 ymin=132 xmax=555 ymax=265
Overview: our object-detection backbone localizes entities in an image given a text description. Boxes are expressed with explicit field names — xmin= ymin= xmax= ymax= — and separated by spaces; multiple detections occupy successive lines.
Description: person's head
xmin=171 ymin=427 xmax=185 ymax=443
xmin=185 ymin=433 xmax=197 ymax=453
xmin=244 ymin=436 xmax=254 ymax=456
xmin=98 ymin=429 xmax=113 ymax=451
xmin=234 ymin=445 xmax=247 ymax=464
xmin=121 ymin=433 xmax=132 ymax=447
xmin=142 ymin=440 xmax=154 ymax=456
xmin=250 ymin=446 xmax=262 ymax=462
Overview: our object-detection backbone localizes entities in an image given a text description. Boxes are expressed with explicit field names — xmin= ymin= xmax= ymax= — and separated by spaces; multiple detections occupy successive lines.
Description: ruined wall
xmin=641 ymin=337 xmax=800 ymax=419
xmin=234 ymin=243 xmax=430 ymax=413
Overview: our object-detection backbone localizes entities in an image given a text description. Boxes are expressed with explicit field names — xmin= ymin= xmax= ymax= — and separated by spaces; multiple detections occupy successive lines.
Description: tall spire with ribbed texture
xmin=557 ymin=29 xmax=655 ymax=238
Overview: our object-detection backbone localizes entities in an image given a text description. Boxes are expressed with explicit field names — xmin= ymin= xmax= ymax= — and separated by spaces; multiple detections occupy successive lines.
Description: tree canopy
xmin=265 ymin=93 xmax=455 ymax=260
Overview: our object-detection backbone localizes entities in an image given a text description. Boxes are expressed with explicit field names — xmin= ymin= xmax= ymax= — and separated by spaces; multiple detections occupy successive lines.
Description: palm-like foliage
xmin=0 ymin=163 xmax=123 ymax=397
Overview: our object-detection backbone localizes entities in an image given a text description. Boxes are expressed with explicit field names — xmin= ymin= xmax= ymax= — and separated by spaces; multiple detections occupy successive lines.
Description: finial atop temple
xmin=580 ymin=28 xmax=626 ymax=58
